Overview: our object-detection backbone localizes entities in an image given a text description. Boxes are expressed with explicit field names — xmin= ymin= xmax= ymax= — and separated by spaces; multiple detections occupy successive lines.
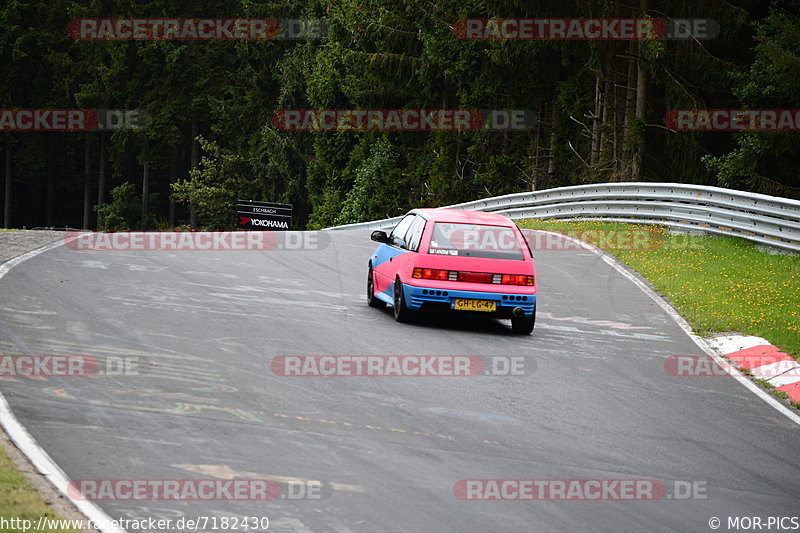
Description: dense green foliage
xmin=1 ymin=0 xmax=799 ymax=229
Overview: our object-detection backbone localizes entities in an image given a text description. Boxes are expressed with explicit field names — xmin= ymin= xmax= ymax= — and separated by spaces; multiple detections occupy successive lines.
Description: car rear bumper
xmin=402 ymin=283 xmax=536 ymax=317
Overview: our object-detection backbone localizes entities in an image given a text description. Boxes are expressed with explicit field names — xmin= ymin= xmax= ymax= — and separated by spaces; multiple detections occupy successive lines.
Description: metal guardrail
xmin=326 ymin=182 xmax=800 ymax=253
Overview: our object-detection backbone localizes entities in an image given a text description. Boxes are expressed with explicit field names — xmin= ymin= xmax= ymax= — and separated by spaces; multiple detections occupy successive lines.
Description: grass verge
xmin=0 ymin=443 xmax=81 ymax=532
xmin=518 ymin=219 xmax=800 ymax=357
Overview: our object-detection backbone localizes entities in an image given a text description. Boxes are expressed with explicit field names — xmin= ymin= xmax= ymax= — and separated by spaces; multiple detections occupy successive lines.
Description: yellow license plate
xmin=454 ymin=299 xmax=496 ymax=312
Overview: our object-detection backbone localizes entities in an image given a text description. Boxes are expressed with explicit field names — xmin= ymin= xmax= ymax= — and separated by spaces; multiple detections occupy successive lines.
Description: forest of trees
xmin=2 ymin=0 xmax=800 ymax=230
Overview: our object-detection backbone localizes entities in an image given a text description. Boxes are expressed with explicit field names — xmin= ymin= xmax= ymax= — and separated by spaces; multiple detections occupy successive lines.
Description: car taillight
xmin=458 ymin=271 xmax=494 ymax=284
xmin=413 ymin=268 xmax=450 ymax=281
xmin=502 ymin=274 xmax=535 ymax=286
xmin=412 ymin=268 xmax=534 ymax=286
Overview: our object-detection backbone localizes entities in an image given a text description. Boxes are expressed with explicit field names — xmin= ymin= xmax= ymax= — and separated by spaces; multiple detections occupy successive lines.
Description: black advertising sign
xmin=236 ymin=200 xmax=293 ymax=230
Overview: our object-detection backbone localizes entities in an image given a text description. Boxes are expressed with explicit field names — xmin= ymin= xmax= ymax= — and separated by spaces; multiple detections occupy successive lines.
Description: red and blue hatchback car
xmin=367 ymin=208 xmax=537 ymax=334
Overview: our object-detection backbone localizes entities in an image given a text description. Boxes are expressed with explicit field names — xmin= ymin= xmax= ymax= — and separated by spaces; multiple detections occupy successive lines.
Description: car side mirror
xmin=371 ymin=230 xmax=390 ymax=243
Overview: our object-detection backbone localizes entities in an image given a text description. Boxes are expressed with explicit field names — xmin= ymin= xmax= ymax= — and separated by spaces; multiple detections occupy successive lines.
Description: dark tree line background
xmin=1 ymin=0 xmax=799 ymax=230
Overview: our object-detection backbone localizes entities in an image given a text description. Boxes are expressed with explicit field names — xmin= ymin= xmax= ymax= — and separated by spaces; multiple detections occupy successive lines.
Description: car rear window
xmin=428 ymin=222 xmax=524 ymax=260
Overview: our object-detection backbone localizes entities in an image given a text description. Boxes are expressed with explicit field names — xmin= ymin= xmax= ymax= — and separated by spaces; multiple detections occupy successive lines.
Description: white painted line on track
xmin=0 ymin=237 xmax=126 ymax=533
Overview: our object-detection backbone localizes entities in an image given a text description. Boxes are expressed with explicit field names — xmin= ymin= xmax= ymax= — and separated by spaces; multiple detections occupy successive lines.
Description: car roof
xmin=409 ymin=208 xmax=515 ymax=226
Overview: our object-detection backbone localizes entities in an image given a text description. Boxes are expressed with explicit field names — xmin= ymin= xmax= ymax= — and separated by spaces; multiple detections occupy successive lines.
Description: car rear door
xmin=372 ymin=214 xmax=415 ymax=295
xmin=394 ymin=215 xmax=426 ymax=283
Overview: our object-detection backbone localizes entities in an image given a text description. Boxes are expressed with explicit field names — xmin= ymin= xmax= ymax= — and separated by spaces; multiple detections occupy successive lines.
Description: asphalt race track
xmin=0 ymin=230 xmax=798 ymax=532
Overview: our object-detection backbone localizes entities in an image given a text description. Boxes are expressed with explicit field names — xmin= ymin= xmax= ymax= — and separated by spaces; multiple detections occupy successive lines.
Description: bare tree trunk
xmin=169 ymin=144 xmax=178 ymax=227
xmin=83 ymin=136 xmax=92 ymax=229
xmin=613 ymin=0 xmax=623 ymax=178
xmin=453 ymin=137 xmax=461 ymax=179
xmin=632 ymin=0 xmax=648 ymax=181
xmin=547 ymin=129 xmax=557 ymax=189
xmin=96 ymin=132 xmax=107 ymax=228
xmin=45 ymin=137 xmax=53 ymax=226
xmin=97 ymin=134 xmax=107 ymax=204
xmin=590 ymin=73 xmax=602 ymax=171
xmin=141 ymin=163 xmax=150 ymax=222
xmin=3 ymin=137 xmax=11 ymax=228
xmin=623 ymin=40 xmax=637 ymax=180
xmin=46 ymin=160 xmax=53 ymax=227
xmin=546 ymin=99 xmax=558 ymax=189
xmin=531 ymin=107 xmax=541 ymax=191
xmin=600 ymin=71 xmax=615 ymax=173
xmin=190 ymin=120 xmax=199 ymax=229
xmin=613 ymin=62 xmax=623 ymax=177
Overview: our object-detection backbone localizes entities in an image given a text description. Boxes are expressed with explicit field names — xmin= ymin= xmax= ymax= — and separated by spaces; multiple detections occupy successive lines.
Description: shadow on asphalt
xmin=375 ymin=306 xmax=519 ymax=335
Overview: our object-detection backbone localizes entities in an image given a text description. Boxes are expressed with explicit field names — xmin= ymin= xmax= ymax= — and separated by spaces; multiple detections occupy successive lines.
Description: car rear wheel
xmin=511 ymin=305 xmax=536 ymax=334
xmin=393 ymin=278 xmax=413 ymax=323
xmin=367 ymin=266 xmax=386 ymax=308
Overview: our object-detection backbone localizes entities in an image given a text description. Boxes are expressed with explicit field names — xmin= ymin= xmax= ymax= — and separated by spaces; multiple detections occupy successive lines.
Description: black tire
xmin=367 ymin=266 xmax=386 ymax=308
xmin=511 ymin=306 xmax=536 ymax=334
xmin=393 ymin=278 xmax=413 ymax=323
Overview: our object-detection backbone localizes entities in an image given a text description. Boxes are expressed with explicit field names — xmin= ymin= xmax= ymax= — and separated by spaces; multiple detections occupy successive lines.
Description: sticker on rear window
xmin=429 ymin=248 xmax=459 ymax=256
